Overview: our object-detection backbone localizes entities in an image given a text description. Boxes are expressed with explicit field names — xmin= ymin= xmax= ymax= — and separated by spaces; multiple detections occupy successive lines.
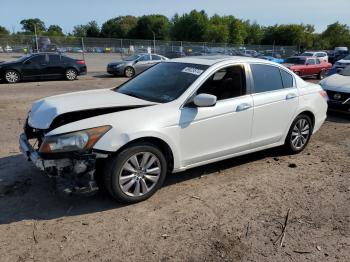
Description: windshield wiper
xmin=121 ymin=92 xmax=147 ymax=101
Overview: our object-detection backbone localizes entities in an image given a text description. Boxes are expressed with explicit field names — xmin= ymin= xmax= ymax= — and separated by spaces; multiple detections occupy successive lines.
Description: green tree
xmin=171 ymin=10 xmax=209 ymax=41
xmin=47 ymin=25 xmax=64 ymax=36
xmin=321 ymin=22 xmax=350 ymax=49
xmin=204 ymin=15 xmax=229 ymax=43
xmin=130 ymin=15 xmax=170 ymax=39
xmin=226 ymin=16 xmax=247 ymax=44
xmin=100 ymin=16 xmax=138 ymax=38
xmin=0 ymin=25 xmax=10 ymax=35
xmin=72 ymin=24 xmax=87 ymax=37
xmin=85 ymin=20 xmax=100 ymax=37
xmin=20 ymin=18 xmax=46 ymax=33
xmin=244 ymin=21 xmax=264 ymax=44
xmin=72 ymin=21 xmax=100 ymax=37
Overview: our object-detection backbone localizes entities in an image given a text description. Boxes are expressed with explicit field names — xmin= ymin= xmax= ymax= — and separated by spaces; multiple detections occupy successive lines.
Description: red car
xmin=283 ymin=56 xmax=332 ymax=79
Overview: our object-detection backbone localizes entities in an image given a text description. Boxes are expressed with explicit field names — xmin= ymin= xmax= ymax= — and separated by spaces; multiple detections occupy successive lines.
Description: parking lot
xmin=0 ymin=72 xmax=349 ymax=261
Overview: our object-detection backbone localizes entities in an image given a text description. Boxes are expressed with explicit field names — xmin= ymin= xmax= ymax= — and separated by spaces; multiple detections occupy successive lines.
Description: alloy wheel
xmin=66 ymin=69 xmax=77 ymax=80
xmin=5 ymin=71 xmax=19 ymax=83
xmin=125 ymin=67 xmax=134 ymax=77
xmin=119 ymin=152 xmax=161 ymax=197
xmin=290 ymin=118 xmax=310 ymax=150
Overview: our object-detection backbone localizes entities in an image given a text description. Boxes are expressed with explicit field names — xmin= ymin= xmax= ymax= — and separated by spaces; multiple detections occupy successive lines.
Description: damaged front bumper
xmin=19 ymin=133 xmax=107 ymax=194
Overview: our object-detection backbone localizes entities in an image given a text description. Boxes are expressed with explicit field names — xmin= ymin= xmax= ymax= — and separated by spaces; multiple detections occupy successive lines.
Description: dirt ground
xmin=0 ymin=74 xmax=349 ymax=262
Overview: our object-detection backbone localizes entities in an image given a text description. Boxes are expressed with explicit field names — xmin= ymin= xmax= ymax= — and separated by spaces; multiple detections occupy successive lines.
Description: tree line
xmin=0 ymin=10 xmax=349 ymax=49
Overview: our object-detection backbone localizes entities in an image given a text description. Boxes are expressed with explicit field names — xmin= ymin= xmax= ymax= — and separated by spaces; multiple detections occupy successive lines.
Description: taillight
xmin=76 ymin=60 xmax=85 ymax=65
xmin=319 ymin=90 xmax=329 ymax=101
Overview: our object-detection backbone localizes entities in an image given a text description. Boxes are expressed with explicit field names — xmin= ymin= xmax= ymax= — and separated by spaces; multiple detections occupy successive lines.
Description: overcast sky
xmin=1 ymin=0 xmax=349 ymax=33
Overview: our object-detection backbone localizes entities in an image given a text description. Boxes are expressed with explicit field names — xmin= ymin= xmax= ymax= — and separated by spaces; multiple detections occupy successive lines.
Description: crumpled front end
xmin=19 ymin=120 xmax=109 ymax=194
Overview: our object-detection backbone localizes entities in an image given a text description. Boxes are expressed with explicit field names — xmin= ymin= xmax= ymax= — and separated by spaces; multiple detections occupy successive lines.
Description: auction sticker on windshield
xmin=181 ymin=67 xmax=204 ymax=75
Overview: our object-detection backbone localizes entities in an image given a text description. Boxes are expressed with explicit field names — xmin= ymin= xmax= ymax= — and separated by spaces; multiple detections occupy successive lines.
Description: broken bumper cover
xmin=19 ymin=133 xmax=45 ymax=171
xmin=19 ymin=133 xmax=107 ymax=194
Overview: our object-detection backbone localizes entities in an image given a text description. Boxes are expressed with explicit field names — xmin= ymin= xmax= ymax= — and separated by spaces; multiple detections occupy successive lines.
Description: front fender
xmin=93 ymin=129 xmax=181 ymax=171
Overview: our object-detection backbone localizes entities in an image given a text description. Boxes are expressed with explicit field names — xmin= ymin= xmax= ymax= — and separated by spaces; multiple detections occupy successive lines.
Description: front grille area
xmin=325 ymin=90 xmax=350 ymax=104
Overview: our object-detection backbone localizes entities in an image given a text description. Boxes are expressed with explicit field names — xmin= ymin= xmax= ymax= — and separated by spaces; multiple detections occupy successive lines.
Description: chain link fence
xmin=0 ymin=34 xmax=298 ymax=57
xmin=0 ymin=34 xmax=298 ymax=72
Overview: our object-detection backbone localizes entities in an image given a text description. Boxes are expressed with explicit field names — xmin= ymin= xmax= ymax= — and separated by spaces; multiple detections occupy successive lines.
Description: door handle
xmin=236 ymin=103 xmax=252 ymax=112
xmin=286 ymin=93 xmax=297 ymax=100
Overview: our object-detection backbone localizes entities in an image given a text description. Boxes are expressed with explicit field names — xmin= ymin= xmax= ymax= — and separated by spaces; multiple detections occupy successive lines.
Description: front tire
xmin=65 ymin=68 xmax=78 ymax=81
xmin=124 ymin=67 xmax=135 ymax=78
xmin=4 ymin=70 xmax=20 ymax=83
xmin=103 ymin=143 xmax=167 ymax=203
xmin=284 ymin=114 xmax=313 ymax=154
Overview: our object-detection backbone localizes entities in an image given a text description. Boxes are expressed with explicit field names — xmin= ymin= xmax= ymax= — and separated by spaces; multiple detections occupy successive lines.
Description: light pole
xmin=152 ymin=31 xmax=156 ymax=53
xmin=34 ymin=24 xmax=39 ymax=53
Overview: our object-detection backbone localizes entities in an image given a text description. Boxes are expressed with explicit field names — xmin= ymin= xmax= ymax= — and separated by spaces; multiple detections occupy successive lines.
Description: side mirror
xmin=193 ymin=93 xmax=217 ymax=107
xmin=24 ymin=60 xmax=31 ymax=65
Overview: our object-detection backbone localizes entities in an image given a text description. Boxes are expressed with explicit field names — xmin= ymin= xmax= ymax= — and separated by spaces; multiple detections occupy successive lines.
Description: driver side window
xmin=196 ymin=65 xmax=246 ymax=101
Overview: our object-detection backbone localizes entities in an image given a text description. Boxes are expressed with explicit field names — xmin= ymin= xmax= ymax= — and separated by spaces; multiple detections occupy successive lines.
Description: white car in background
xmin=301 ymin=51 xmax=329 ymax=62
xmin=320 ymin=66 xmax=350 ymax=113
xmin=19 ymin=56 xmax=328 ymax=203
xmin=4 ymin=45 xmax=13 ymax=53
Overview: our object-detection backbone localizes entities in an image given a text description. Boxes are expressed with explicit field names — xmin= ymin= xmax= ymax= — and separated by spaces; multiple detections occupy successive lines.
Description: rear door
xmin=46 ymin=54 xmax=64 ymax=78
xmin=249 ymin=64 xmax=298 ymax=148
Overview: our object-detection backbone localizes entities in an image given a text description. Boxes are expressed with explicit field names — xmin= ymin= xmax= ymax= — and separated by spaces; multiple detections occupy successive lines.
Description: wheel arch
xmin=112 ymin=136 xmax=175 ymax=173
xmin=4 ymin=68 xmax=22 ymax=80
xmin=297 ymin=110 xmax=315 ymax=128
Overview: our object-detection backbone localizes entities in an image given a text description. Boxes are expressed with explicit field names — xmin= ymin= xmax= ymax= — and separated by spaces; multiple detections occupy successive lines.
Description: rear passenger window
xmin=250 ymin=64 xmax=283 ymax=93
xmin=151 ymin=55 xmax=161 ymax=60
xmin=49 ymin=55 xmax=61 ymax=64
xmin=280 ymin=70 xmax=294 ymax=88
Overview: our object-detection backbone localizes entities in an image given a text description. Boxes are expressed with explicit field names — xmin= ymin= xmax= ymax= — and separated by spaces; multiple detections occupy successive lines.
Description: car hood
xmin=108 ymin=60 xmax=131 ymax=66
xmin=337 ymin=59 xmax=350 ymax=64
xmin=28 ymin=88 xmax=156 ymax=130
xmin=321 ymin=74 xmax=350 ymax=92
xmin=282 ymin=63 xmax=298 ymax=68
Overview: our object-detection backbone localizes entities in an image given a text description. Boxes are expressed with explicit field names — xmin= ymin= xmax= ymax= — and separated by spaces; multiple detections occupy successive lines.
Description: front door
xmin=21 ymin=54 xmax=47 ymax=79
xmin=178 ymin=65 xmax=253 ymax=167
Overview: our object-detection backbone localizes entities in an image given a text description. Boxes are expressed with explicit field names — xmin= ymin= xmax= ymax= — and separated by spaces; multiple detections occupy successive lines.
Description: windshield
xmin=14 ymin=54 xmax=31 ymax=62
xmin=116 ymin=62 xmax=209 ymax=103
xmin=285 ymin=57 xmax=306 ymax=64
xmin=339 ymin=66 xmax=350 ymax=76
xmin=301 ymin=52 xmax=313 ymax=56
xmin=125 ymin=54 xmax=141 ymax=61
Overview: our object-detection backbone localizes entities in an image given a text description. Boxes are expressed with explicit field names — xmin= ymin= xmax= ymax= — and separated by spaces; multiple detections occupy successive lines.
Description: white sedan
xmin=320 ymin=66 xmax=350 ymax=113
xmin=20 ymin=56 xmax=328 ymax=203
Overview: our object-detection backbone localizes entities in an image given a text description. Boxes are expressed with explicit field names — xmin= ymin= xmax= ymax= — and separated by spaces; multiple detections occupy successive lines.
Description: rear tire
xmin=284 ymin=114 xmax=313 ymax=154
xmin=65 ymin=68 xmax=78 ymax=81
xmin=4 ymin=70 xmax=20 ymax=83
xmin=103 ymin=142 xmax=167 ymax=203
xmin=318 ymin=70 xmax=326 ymax=80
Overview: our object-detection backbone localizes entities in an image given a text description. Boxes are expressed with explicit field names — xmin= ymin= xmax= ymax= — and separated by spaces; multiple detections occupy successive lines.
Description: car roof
xmin=168 ymin=55 xmax=270 ymax=66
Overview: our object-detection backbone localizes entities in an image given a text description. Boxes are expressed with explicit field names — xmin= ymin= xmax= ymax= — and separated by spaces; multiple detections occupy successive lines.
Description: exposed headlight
xmin=115 ymin=64 xmax=123 ymax=68
xmin=39 ymin=126 xmax=111 ymax=154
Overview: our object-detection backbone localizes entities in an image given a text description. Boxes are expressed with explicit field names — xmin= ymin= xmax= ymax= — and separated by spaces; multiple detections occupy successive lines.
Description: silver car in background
xmin=107 ymin=53 xmax=168 ymax=77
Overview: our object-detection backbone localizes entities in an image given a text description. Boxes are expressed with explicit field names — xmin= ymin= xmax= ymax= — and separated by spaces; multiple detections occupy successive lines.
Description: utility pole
xmin=34 ymin=24 xmax=39 ymax=53
xmin=81 ymin=37 xmax=85 ymax=61
xmin=152 ymin=31 xmax=156 ymax=53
